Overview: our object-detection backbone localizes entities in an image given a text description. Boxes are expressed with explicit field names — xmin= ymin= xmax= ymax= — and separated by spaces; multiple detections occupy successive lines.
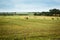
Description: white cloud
xmin=0 ymin=0 xmax=60 ymax=12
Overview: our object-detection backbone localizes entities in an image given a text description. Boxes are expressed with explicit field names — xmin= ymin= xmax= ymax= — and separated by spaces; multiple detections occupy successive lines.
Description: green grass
xmin=0 ymin=16 xmax=60 ymax=40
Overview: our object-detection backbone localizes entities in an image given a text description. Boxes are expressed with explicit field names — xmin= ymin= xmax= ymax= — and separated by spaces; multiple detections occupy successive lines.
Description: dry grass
xmin=0 ymin=16 xmax=60 ymax=40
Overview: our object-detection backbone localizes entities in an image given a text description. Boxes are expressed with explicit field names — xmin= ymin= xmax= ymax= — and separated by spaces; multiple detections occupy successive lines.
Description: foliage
xmin=49 ymin=8 xmax=60 ymax=16
xmin=34 ymin=8 xmax=60 ymax=16
xmin=0 ymin=8 xmax=60 ymax=17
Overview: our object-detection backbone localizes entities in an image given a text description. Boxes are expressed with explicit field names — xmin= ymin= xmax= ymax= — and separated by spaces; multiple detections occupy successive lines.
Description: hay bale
xmin=52 ymin=18 xmax=54 ymax=20
xmin=25 ymin=17 xmax=28 ymax=20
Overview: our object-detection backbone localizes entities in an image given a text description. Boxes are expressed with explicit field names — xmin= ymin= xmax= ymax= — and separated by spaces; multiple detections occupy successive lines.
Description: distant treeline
xmin=34 ymin=9 xmax=60 ymax=17
xmin=0 ymin=8 xmax=60 ymax=16
xmin=34 ymin=8 xmax=60 ymax=17
xmin=0 ymin=12 xmax=28 ymax=16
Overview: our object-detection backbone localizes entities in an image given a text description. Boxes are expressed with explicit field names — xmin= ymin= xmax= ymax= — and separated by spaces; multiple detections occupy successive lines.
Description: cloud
xmin=0 ymin=0 xmax=60 ymax=12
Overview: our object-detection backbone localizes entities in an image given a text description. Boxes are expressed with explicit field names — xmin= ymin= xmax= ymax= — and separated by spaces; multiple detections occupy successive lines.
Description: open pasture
xmin=0 ymin=16 xmax=60 ymax=40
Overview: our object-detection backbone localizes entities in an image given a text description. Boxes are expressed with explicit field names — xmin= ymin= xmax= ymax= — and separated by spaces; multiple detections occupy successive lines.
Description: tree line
xmin=0 ymin=12 xmax=28 ymax=16
xmin=34 ymin=8 xmax=60 ymax=17
xmin=0 ymin=8 xmax=60 ymax=16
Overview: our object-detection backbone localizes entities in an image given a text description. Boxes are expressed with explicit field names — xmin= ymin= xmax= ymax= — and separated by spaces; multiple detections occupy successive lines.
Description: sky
xmin=0 ymin=0 xmax=60 ymax=12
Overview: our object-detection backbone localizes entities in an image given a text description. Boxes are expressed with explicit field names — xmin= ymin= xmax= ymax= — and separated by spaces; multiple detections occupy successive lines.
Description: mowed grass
xmin=0 ymin=16 xmax=60 ymax=40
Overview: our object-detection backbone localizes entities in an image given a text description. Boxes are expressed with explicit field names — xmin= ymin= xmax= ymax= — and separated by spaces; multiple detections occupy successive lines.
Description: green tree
xmin=34 ymin=12 xmax=37 ymax=16
xmin=49 ymin=8 xmax=60 ymax=16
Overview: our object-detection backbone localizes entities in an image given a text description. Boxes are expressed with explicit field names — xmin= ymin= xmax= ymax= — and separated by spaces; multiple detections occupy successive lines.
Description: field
xmin=0 ymin=16 xmax=60 ymax=40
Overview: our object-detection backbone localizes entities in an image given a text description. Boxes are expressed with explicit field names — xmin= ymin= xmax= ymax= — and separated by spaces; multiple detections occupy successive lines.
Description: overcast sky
xmin=0 ymin=0 xmax=60 ymax=12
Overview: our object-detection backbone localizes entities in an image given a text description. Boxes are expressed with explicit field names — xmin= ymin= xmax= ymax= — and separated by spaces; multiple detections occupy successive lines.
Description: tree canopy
xmin=34 ymin=8 xmax=60 ymax=16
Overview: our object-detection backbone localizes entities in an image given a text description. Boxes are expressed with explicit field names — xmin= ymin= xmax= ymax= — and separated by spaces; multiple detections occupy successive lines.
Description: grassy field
xmin=0 ymin=16 xmax=60 ymax=40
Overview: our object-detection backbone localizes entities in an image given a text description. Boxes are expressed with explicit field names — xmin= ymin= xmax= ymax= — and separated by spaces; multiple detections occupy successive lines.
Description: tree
xmin=34 ymin=12 xmax=37 ymax=16
xmin=49 ymin=8 xmax=60 ymax=16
